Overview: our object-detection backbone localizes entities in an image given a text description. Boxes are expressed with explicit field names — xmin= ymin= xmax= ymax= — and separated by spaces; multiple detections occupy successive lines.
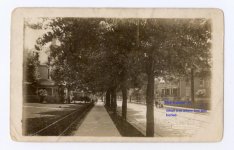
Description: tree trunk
xmin=105 ymin=89 xmax=111 ymax=107
xmin=191 ymin=68 xmax=195 ymax=102
xmin=111 ymin=87 xmax=117 ymax=113
xmin=121 ymin=85 xmax=127 ymax=120
xmin=67 ymin=88 xmax=70 ymax=104
xmin=110 ymin=90 xmax=112 ymax=107
xmin=121 ymin=68 xmax=128 ymax=120
xmin=146 ymin=51 xmax=155 ymax=137
xmin=59 ymin=86 xmax=64 ymax=104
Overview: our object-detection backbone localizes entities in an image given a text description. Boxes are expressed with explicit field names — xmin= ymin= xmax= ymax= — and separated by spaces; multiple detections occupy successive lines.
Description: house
xmin=36 ymin=65 xmax=60 ymax=103
xmin=24 ymin=64 xmax=60 ymax=103
xmin=157 ymin=76 xmax=211 ymax=101
xmin=126 ymin=74 xmax=211 ymax=106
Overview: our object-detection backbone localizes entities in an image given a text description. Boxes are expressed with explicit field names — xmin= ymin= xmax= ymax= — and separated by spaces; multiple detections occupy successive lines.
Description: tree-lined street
xmin=24 ymin=18 xmax=212 ymax=137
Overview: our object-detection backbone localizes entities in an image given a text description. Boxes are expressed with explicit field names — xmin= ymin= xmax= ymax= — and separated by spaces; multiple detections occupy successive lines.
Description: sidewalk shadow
xmin=105 ymin=106 xmax=145 ymax=137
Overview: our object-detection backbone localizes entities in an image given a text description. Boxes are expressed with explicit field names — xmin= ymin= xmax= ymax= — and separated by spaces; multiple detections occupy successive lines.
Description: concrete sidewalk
xmin=74 ymin=101 xmax=121 ymax=136
xmin=117 ymin=101 xmax=210 ymax=137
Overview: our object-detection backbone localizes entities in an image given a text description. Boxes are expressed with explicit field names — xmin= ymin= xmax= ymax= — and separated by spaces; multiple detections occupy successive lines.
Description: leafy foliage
xmin=23 ymin=51 xmax=40 ymax=83
xmin=34 ymin=17 xmax=211 ymax=92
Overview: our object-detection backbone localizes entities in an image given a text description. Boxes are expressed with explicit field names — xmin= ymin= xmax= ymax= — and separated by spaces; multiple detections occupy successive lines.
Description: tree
xmin=23 ymin=19 xmax=42 ymax=83
xmin=36 ymin=18 xmax=103 ymax=90
xmin=161 ymin=19 xmax=211 ymax=102
xmin=99 ymin=19 xmax=142 ymax=117
xmin=138 ymin=19 xmax=211 ymax=136
xmin=99 ymin=19 xmax=155 ymax=119
xmin=23 ymin=51 xmax=39 ymax=83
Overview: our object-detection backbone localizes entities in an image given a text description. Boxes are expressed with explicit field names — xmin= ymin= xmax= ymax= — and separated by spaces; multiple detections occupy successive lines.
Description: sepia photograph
xmin=10 ymin=8 xmax=224 ymax=142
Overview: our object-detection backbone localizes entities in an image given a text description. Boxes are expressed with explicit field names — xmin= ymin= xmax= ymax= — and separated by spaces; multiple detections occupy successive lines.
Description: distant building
xmin=37 ymin=64 xmax=51 ymax=80
xmin=157 ymin=76 xmax=211 ymax=101
xmin=24 ymin=64 xmax=60 ymax=103
xmin=126 ymin=74 xmax=211 ymax=105
xmin=36 ymin=65 xmax=60 ymax=103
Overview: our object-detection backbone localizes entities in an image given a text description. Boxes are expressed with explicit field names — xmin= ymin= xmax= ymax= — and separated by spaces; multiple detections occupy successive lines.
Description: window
xmin=161 ymin=89 xmax=165 ymax=96
xmin=48 ymin=68 xmax=50 ymax=79
xmin=200 ymin=79 xmax=205 ymax=87
xmin=172 ymin=88 xmax=178 ymax=96
xmin=186 ymin=80 xmax=190 ymax=86
xmin=165 ymin=89 xmax=170 ymax=96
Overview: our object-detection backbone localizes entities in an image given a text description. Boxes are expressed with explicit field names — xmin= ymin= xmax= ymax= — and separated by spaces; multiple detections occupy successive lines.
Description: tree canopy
xmin=33 ymin=17 xmax=211 ymax=136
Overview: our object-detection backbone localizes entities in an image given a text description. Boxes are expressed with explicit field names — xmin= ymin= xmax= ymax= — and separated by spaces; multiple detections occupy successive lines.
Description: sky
xmin=24 ymin=19 xmax=51 ymax=64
